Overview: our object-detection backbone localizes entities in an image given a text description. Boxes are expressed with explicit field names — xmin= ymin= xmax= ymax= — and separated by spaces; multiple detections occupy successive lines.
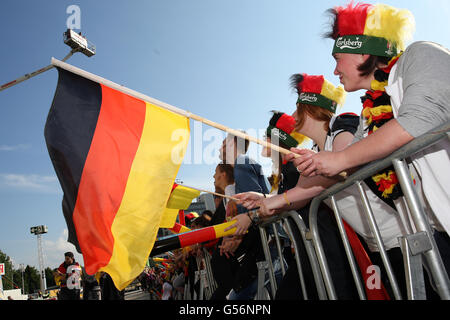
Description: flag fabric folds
xmin=169 ymin=222 xmax=191 ymax=234
xmin=167 ymin=184 xmax=201 ymax=209
xmin=159 ymin=184 xmax=201 ymax=228
xmin=44 ymin=68 xmax=190 ymax=290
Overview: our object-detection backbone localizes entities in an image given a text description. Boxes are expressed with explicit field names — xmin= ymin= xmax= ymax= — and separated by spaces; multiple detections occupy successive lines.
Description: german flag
xmin=168 ymin=222 xmax=191 ymax=234
xmin=150 ymin=220 xmax=237 ymax=256
xmin=44 ymin=68 xmax=190 ymax=290
xmin=167 ymin=183 xmax=201 ymax=209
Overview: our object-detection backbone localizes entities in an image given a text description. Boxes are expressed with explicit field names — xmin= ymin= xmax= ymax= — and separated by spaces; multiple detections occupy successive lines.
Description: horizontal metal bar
xmin=309 ymin=121 xmax=449 ymax=205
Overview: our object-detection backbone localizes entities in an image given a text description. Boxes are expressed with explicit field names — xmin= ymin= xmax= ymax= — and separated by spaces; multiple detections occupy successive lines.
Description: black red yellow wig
xmin=329 ymin=2 xmax=415 ymax=57
xmin=292 ymin=73 xmax=346 ymax=113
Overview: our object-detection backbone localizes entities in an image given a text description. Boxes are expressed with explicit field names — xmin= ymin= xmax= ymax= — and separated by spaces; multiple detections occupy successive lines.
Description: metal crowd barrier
xmin=307 ymin=121 xmax=450 ymax=300
xmin=257 ymin=211 xmax=327 ymax=300
xmin=256 ymin=121 xmax=449 ymax=300
xmin=188 ymin=248 xmax=217 ymax=300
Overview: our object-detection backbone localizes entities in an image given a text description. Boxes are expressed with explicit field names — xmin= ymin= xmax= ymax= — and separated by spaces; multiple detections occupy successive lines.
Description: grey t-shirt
xmin=353 ymin=41 xmax=450 ymax=142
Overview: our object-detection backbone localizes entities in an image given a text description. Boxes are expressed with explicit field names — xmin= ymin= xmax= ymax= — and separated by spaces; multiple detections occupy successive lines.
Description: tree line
xmin=0 ymin=249 xmax=56 ymax=294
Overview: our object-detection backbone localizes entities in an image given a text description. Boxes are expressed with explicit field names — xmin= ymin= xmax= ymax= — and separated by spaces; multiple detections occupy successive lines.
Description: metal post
xmin=285 ymin=212 xmax=328 ymax=299
xmin=256 ymin=261 xmax=270 ymax=300
xmin=20 ymin=264 xmax=25 ymax=295
xmin=36 ymin=234 xmax=47 ymax=293
xmin=392 ymin=158 xmax=450 ymax=299
xmin=200 ymin=270 xmax=207 ymax=300
xmin=308 ymin=199 xmax=338 ymax=300
xmin=272 ymin=223 xmax=286 ymax=276
xmin=283 ymin=219 xmax=309 ymax=300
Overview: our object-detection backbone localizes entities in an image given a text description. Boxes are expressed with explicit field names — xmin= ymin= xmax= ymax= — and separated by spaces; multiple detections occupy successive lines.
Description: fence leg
xmin=200 ymin=270 xmax=208 ymax=300
xmin=355 ymin=181 xmax=403 ymax=300
xmin=308 ymin=200 xmax=339 ymax=300
xmin=283 ymin=217 xmax=309 ymax=300
xmin=184 ymin=281 xmax=190 ymax=300
xmin=256 ymin=262 xmax=270 ymax=300
xmin=392 ymin=158 xmax=450 ymax=299
xmin=193 ymin=271 xmax=199 ymax=300
xmin=399 ymin=233 xmax=430 ymax=300
xmin=272 ymin=223 xmax=286 ymax=276
xmin=285 ymin=212 xmax=328 ymax=299
xmin=329 ymin=196 xmax=367 ymax=300
xmin=259 ymin=227 xmax=277 ymax=296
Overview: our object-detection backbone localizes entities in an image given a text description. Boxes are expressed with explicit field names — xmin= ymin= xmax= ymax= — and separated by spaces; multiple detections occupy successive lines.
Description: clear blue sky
xmin=0 ymin=0 xmax=449 ymax=270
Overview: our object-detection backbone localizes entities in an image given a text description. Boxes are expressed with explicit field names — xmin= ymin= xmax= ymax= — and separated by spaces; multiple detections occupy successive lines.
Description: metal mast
xmin=30 ymin=225 xmax=48 ymax=293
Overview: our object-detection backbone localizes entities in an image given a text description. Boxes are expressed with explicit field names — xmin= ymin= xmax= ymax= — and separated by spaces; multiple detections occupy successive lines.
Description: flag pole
xmin=180 ymin=184 xmax=239 ymax=202
xmin=50 ymin=58 xmax=299 ymax=158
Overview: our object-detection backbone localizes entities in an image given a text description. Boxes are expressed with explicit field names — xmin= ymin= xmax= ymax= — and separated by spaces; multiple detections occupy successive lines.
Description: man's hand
xmin=219 ymin=236 xmax=243 ymax=258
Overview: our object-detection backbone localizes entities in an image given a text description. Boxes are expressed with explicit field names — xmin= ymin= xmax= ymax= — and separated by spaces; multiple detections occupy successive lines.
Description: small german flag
xmin=150 ymin=220 xmax=237 ymax=256
xmin=159 ymin=184 xmax=201 ymax=228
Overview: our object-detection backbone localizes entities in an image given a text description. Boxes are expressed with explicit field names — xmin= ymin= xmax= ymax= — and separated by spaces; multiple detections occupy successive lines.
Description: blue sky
xmin=0 ymin=0 xmax=449 ymax=270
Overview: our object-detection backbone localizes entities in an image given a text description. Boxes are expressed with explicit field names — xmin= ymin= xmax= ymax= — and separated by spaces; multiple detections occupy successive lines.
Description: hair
xmin=191 ymin=215 xmax=210 ymax=228
xmin=216 ymin=163 xmax=235 ymax=184
xmin=64 ymin=251 xmax=74 ymax=258
xmin=295 ymin=103 xmax=333 ymax=132
xmin=201 ymin=211 xmax=213 ymax=222
xmin=214 ymin=186 xmax=224 ymax=195
xmin=227 ymin=131 xmax=250 ymax=154
xmin=357 ymin=55 xmax=391 ymax=77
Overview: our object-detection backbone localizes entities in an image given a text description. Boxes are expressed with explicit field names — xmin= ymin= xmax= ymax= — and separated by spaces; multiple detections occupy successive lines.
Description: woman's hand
xmin=225 ymin=200 xmax=238 ymax=220
xmin=257 ymin=199 xmax=278 ymax=218
xmin=224 ymin=213 xmax=252 ymax=236
xmin=285 ymin=148 xmax=347 ymax=177
xmin=233 ymin=192 xmax=265 ymax=209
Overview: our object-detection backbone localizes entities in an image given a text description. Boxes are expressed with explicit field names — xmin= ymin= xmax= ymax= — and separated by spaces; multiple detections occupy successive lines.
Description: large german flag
xmin=44 ymin=68 xmax=190 ymax=290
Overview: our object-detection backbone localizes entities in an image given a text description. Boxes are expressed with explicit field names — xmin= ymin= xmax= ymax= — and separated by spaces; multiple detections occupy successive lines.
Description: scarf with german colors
xmin=361 ymin=53 xmax=403 ymax=207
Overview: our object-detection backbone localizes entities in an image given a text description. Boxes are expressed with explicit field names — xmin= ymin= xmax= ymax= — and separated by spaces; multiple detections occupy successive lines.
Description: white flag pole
xmin=179 ymin=184 xmax=239 ymax=202
xmin=50 ymin=58 xmax=300 ymax=158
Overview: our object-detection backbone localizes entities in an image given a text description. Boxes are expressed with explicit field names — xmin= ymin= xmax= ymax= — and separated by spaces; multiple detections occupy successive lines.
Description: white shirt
xmin=223 ymin=184 xmax=235 ymax=208
xmin=386 ymin=61 xmax=449 ymax=235
xmin=319 ymin=116 xmax=409 ymax=252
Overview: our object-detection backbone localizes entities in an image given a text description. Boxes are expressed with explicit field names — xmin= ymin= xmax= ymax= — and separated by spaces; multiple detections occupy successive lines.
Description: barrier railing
xmin=257 ymin=210 xmax=328 ymax=300
xmin=307 ymin=121 xmax=450 ymax=300
xmin=255 ymin=121 xmax=449 ymax=300
xmin=188 ymin=248 xmax=218 ymax=300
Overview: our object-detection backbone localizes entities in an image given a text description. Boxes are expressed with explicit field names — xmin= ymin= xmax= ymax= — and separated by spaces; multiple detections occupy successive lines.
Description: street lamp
xmin=0 ymin=29 xmax=95 ymax=92
xmin=30 ymin=225 xmax=48 ymax=293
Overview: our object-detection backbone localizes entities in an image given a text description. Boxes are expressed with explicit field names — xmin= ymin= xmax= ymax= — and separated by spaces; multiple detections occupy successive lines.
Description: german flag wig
xmin=326 ymin=2 xmax=415 ymax=57
xmin=291 ymin=74 xmax=346 ymax=114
